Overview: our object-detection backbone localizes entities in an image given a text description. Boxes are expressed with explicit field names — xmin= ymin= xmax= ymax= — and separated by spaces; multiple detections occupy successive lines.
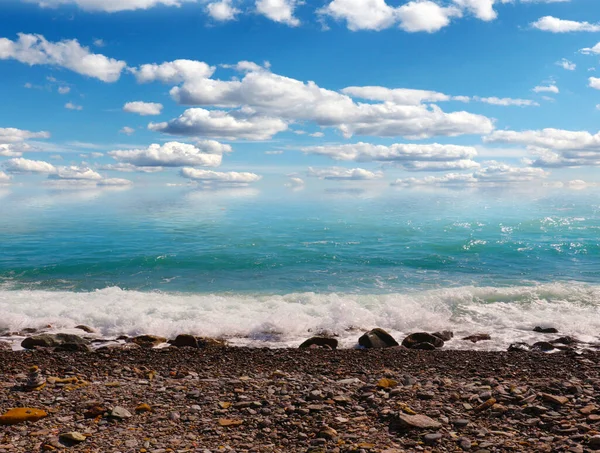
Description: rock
xmin=401 ymin=332 xmax=444 ymax=349
xmin=589 ymin=435 xmax=600 ymax=450
xmin=377 ymin=378 xmax=398 ymax=389
xmin=135 ymin=404 xmax=152 ymax=413
xmin=474 ymin=398 xmax=496 ymax=412
xmin=507 ymin=342 xmax=530 ymax=352
xmin=74 ymin=325 xmax=96 ymax=333
xmin=129 ymin=335 xmax=167 ymax=348
xmin=110 ymin=406 xmax=132 ymax=419
xmin=358 ymin=328 xmax=399 ymax=348
xmin=541 ymin=393 xmax=569 ymax=406
xmin=317 ymin=426 xmax=338 ymax=440
xmin=21 ymin=333 xmax=88 ymax=350
xmin=459 ymin=437 xmax=472 ymax=450
xmin=0 ymin=408 xmax=48 ymax=425
xmin=218 ymin=418 xmax=243 ymax=427
xmin=397 ymin=413 xmax=441 ymax=430
xmin=432 ymin=331 xmax=454 ymax=341
xmin=197 ymin=337 xmax=227 ymax=348
xmin=411 ymin=342 xmax=437 ymax=350
xmin=84 ymin=405 xmax=106 ymax=419
xmin=424 ymin=433 xmax=442 ymax=445
xmin=171 ymin=334 xmax=199 ymax=348
xmin=533 ymin=326 xmax=558 ymax=334
xmin=452 ymin=418 xmax=470 ymax=428
xmin=531 ymin=341 xmax=555 ymax=352
xmin=24 ymin=365 xmax=45 ymax=391
xmin=299 ymin=337 xmax=338 ymax=350
xmin=462 ymin=333 xmax=491 ymax=343
xmin=551 ymin=336 xmax=578 ymax=345
xmin=59 ymin=432 xmax=86 ymax=444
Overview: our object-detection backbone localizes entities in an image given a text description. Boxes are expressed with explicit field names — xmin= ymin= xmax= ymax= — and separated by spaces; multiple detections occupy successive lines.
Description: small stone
xmin=424 ymin=433 xmax=442 ymax=445
xmin=24 ymin=365 xmax=46 ymax=391
xmin=135 ymin=404 xmax=152 ymax=413
xmin=474 ymin=398 xmax=496 ymax=412
xmin=459 ymin=437 xmax=472 ymax=450
xmin=218 ymin=418 xmax=243 ymax=427
xmin=299 ymin=337 xmax=338 ymax=349
xmin=531 ymin=341 xmax=555 ymax=352
xmin=317 ymin=426 xmax=338 ymax=440
xmin=377 ymin=378 xmax=398 ymax=389
xmin=74 ymin=325 xmax=96 ymax=333
xmin=0 ymin=408 xmax=48 ymax=425
xmin=462 ymin=333 xmax=491 ymax=343
xmin=110 ymin=406 xmax=132 ymax=419
xmin=589 ymin=435 xmax=600 ymax=450
xmin=541 ymin=393 xmax=569 ymax=406
xmin=533 ymin=326 xmax=558 ymax=334
xmin=170 ymin=334 xmax=199 ymax=348
xmin=452 ymin=418 xmax=470 ymax=428
xmin=129 ymin=335 xmax=167 ymax=348
xmin=397 ymin=413 xmax=441 ymax=429
xmin=59 ymin=432 xmax=86 ymax=443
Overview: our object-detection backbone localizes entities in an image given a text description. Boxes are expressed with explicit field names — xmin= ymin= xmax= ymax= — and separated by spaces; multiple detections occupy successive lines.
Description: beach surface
xmin=2 ymin=346 xmax=600 ymax=452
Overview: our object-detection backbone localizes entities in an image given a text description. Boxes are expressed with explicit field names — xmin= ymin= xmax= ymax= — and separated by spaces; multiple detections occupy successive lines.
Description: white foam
xmin=1 ymin=283 xmax=600 ymax=350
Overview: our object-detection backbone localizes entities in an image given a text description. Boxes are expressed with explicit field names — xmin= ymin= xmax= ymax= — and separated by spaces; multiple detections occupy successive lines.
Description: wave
xmin=1 ymin=283 xmax=600 ymax=350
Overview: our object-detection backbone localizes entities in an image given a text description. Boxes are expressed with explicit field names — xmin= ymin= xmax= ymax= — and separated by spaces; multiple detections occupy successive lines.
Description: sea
xmin=1 ymin=183 xmax=600 ymax=350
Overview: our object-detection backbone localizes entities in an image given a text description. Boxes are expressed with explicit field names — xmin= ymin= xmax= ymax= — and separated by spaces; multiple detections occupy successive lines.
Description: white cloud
xmin=302 ymin=142 xmax=477 ymax=163
xmin=0 ymin=143 xmax=31 ymax=157
xmin=318 ymin=0 xmax=397 ymax=31
xmin=93 ymin=39 xmax=105 ymax=47
xmin=392 ymin=173 xmax=478 ymax=187
xmin=25 ymin=0 xmax=194 ymax=13
xmin=207 ymin=0 xmax=240 ymax=20
xmin=0 ymin=171 xmax=12 ymax=184
xmin=307 ymin=166 xmax=383 ymax=180
xmin=58 ymin=86 xmax=71 ymax=94
xmin=474 ymin=96 xmax=538 ymax=106
xmin=0 ymin=33 xmax=126 ymax=82
xmin=52 ymin=166 xmax=103 ymax=180
xmin=485 ymin=128 xmax=600 ymax=168
xmin=589 ymin=77 xmax=600 ymax=90
xmin=533 ymin=84 xmax=559 ymax=94
xmin=0 ymin=127 xmax=50 ymax=143
xmin=195 ymin=139 xmax=233 ymax=154
xmin=452 ymin=0 xmax=496 ymax=21
xmin=97 ymin=178 xmax=133 ymax=186
xmin=65 ymin=102 xmax=83 ymax=110
xmin=581 ymin=42 xmax=600 ymax=55
xmin=99 ymin=163 xmax=163 ymax=173
xmin=531 ymin=16 xmax=600 ymax=33
xmin=556 ymin=59 xmax=576 ymax=71
xmin=310 ymin=131 xmax=324 ymax=137
xmin=109 ymin=142 xmax=223 ymax=167
xmin=123 ymin=101 xmax=163 ymax=116
xmin=342 ymin=86 xmax=454 ymax=105
xmin=265 ymin=150 xmax=284 ymax=155
xmin=131 ymin=59 xmax=215 ymax=84
xmin=286 ymin=176 xmax=305 ymax=186
xmin=397 ymin=1 xmax=462 ymax=33
xmin=149 ymin=108 xmax=289 ymax=140
xmin=256 ymin=0 xmax=300 ymax=26
xmin=120 ymin=126 xmax=135 ymax=135
xmin=180 ymin=168 xmax=262 ymax=184
xmin=401 ymin=159 xmax=480 ymax=171
xmin=3 ymin=157 xmax=57 ymax=174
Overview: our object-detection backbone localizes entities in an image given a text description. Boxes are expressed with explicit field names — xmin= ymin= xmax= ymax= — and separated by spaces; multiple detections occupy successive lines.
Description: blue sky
xmin=2 ymin=0 xmax=600 ymax=190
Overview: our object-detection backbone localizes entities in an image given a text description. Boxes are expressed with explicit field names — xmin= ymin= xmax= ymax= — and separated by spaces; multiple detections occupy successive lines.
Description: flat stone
xmin=110 ymin=406 xmax=132 ymax=419
xmin=0 ymin=408 xmax=48 ymax=425
xmin=424 ymin=433 xmax=442 ymax=445
xmin=533 ymin=326 xmax=558 ymax=334
xmin=542 ymin=393 xmax=569 ymax=406
xmin=59 ymin=432 xmax=86 ymax=443
xmin=452 ymin=418 xmax=470 ymax=428
xmin=397 ymin=413 xmax=441 ymax=430
xmin=462 ymin=333 xmax=491 ymax=343
xmin=218 ymin=418 xmax=243 ymax=427
xmin=377 ymin=378 xmax=398 ymax=389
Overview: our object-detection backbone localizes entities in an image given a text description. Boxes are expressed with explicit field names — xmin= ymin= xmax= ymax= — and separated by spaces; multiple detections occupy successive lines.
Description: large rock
xmin=358 ymin=328 xmax=399 ymax=349
xmin=299 ymin=337 xmax=338 ymax=350
xmin=171 ymin=334 xmax=200 ymax=348
xmin=0 ymin=408 xmax=48 ymax=425
xmin=129 ymin=335 xmax=167 ymax=348
xmin=21 ymin=334 xmax=88 ymax=350
xmin=402 ymin=333 xmax=444 ymax=349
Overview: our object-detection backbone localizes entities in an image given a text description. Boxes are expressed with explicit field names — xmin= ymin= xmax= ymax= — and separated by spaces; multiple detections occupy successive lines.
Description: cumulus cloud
xmin=401 ymin=159 xmax=480 ymax=171
xmin=533 ymin=84 xmax=559 ymax=94
xmin=531 ymin=16 xmax=600 ymax=33
xmin=99 ymin=163 xmax=164 ymax=173
xmin=120 ymin=126 xmax=135 ymax=135
xmin=52 ymin=166 xmax=103 ymax=180
xmin=485 ymin=128 xmax=600 ymax=168
xmin=149 ymin=108 xmax=289 ymax=140
xmin=307 ymin=166 xmax=383 ymax=180
xmin=65 ymin=102 xmax=83 ymax=110
xmin=24 ymin=0 xmax=194 ymax=12
xmin=286 ymin=176 xmax=305 ymax=186
xmin=123 ymin=101 xmax=163 ymax=116
xmin=207 ymin=0 xmax=240 ymax=21
xmin=0 ymin=127 xmax=50 ymax=143
xmin=256 ymin=0 xmax=300 ymax=26
xmin=131 ymin=59 xmax=215 ymax=84
xmin=0 ymin=171 xmax=12 ymax=184
xmin=97 ymin=178 xmax=133 ymax=186
xmin=180 ymin=167 xmax=262 ymax=184
xmin=556 ymin=59 xmax=576 ymax=71
xmin=108 ymin=141 xmax=224 ymax=167
xmin=0 ymin=33 xmax=126 ymax=82
xmin=2 ymin=157 xmax=57 ymax=174
xmin=474 ymin=96 xmax=538 ymax=106
xmin=581 ymin=42 xmax=600 ymax=55
xmin=589 ymin=77 xmax=600 ymax=90
xmin=0 ymin=143 xmax=32 ymax=157
xmin=397 ymin=1 xmax=462 ymax=33
xmin=58 ymin=86 xmax=70 ymax=94
xmin=452 ymin=0 xmax=496 ymax=21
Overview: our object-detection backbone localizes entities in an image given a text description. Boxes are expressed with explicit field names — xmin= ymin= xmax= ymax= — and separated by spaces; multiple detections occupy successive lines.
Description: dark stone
xmin=424 ymin=432 xmax=443 ymax=445
xmin=74 ymin=325 xmax=96 ymax=333
xmin=411 ymin=342 xmax=437 ymax=350
xmin=508 ymin=342 xmax=530 ymax=352
xmin=432 ymin=331 xmax=454 ymax=341
xmin=402 ymin=333 xmax=444 ymax=349
xmin=531 ymin=341 xmax=555 ymax=352
xmin=196 ymin=337 xmax=227 ymax=348
xmin=533 ymin=326 xmax=558 ymax=334
xmin=21 ymin=328 xmax=38 ymax=334
xmin=462 ymin=334 xmax=491 ymax=343
xmin=299 ymin=337 xmax=338 ymax=350
xmin=358 ymin=328 xmax=399 ymax=349
xmin=21 ymin=334 xmax=88 ymax=350
xmin=54 ymin=343 xmax=92 ymax=352
xmin=171 ymin=334 xmax=200 ymax=348
xmin=551 ymin=336 xmax=578 ymax=345
xmin=129 ymin=335 xmax=167 ymax=348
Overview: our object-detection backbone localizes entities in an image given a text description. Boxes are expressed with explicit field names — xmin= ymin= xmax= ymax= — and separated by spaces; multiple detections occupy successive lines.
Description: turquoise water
xmin=1 ymin=185 xmax=600 ymax=348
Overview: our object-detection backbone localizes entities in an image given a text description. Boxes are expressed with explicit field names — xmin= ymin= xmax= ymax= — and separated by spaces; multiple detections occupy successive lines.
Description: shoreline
xmin=2 ymin=347 xmax=600 ymax=452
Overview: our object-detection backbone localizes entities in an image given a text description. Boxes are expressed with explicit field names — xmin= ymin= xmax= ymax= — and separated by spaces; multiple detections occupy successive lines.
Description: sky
xmin=1 ymin=0 xmax=600 ymax=192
